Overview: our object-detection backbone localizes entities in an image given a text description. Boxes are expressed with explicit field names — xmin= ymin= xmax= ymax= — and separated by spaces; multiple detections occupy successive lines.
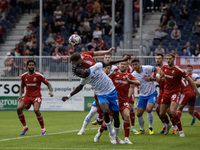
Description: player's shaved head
xmin=70 ymin=53 xmax=81 ymax=62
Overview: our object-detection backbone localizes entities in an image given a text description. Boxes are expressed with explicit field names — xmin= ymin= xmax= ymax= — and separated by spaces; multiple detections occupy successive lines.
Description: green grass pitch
xmin=0 ymin=111 xmax=200 ymax=150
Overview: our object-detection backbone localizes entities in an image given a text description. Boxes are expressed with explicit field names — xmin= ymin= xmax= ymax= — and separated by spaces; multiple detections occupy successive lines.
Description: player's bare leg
xmin=167 ymin=109 xmax=178 ymax=134
xmin=135 ymin=107 xmax=145 ymax=134
xmin=129 ymin=103 xmax=137 ymax=133
xmin=188 ymin=105 xmax=200 ymax=125
xmin=170 ymin=101 xmax=184 ymax=137
xmin=17 ymin=101 xmax=29 ymax=135
xmin=121 ymin=108 xmax=132 ymax=144
xmin=160 ymin=104 xmax=171 ymax=135
xmin=100 ymin=102 xmax=117 ymax=145
xmin=33 ymin=102 xmax=46 ymax=135
xmin=146 ymin=103 xmax=155 ymax=135
xmin=78 ymin=106 xmax=97 ymax=135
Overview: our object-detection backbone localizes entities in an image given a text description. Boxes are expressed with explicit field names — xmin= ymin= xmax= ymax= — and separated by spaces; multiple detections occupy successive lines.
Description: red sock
xmin=130 ymin=111 xmax=135 ymax=126
xmin=168 ymin=113 xmax=176 ymax=126
xmin=99 ymin=122 xmax=107 ymax=133
xmin=173 ymin=114 xmax=183 ymax=131
xmin=18 ymin=113 xmax=26 ymax=126
xmin=124 ymin=120 xmax=130 ymax=138
xmin=193 ymin=110 xmax=200 ymax=120
xmin=176 ymin=110 xmax=182 ymax=119
xmin=37 ymin=115 xmax=44 ymax=129
xmin=98 ymin=108 xmax=104 ymax=120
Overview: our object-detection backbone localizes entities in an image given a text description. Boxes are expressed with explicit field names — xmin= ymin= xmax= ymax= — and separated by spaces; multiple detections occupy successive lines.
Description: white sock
xmin=147 ymin=112 xmax=153 ymax=128
xmin=173 ymin=125 xmax=178 ymax=130
xmin=80 ymin=121 xmax=88 ymax=132
xmin=23 ymin=125 xmax=28 ymax=128
xmin=114 ymin=127 xmax=120 ymax=138
xmin=163 ymin=123 xmax=167 ymax=127
xmin=125 ymin=137 xmax=129 ymax=141
xmin=105 ymin=121 xmax=113 ymax=135
xmin=137 ymin=116 xmax=145 ymax=131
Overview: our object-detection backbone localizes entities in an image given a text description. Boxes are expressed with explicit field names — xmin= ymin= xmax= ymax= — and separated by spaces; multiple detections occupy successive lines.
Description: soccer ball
xmin=69 ymin=34 xmax=81 ymax=47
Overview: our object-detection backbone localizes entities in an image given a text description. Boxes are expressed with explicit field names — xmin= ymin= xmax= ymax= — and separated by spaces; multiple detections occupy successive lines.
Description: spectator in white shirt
xmin=154 ymin=27 xmax=167 ymax=41
xmin=101 ymin=11 xmax=110 ymax=24
xmin=54 ymin=6 xmax=62 ymax=20
xmin=93 ymin=26 xmax=102 ymax=40
xmin=171 ymin=26 xmax=181 ymax=41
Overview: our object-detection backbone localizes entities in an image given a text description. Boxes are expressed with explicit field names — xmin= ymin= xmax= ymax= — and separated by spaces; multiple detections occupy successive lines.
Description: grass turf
xmin=0 ymin=111 xmax=200 ymax=150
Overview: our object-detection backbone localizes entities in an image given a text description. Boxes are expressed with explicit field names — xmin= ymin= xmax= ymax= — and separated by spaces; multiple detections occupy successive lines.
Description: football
xmin=68 ymin=34 xmax=81 ymax=47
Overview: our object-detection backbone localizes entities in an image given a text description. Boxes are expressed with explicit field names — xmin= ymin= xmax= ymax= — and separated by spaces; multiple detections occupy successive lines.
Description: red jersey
xmin=97 ymin=40 xmax=106 ymax=50
xmin=55 ymin=37 xmax=64 ymax=44
xmin=81 ymin=51 xmax=96 ymax=69
xmin=21 ymin=72 xmax=48 ymax=97
xmin=111 ymin=71 xmax=137 ymax=103
xmin=162 ymin=65 xmax=188 ymax=95
xmin=181 ymin=73 xmax=199 ymax=95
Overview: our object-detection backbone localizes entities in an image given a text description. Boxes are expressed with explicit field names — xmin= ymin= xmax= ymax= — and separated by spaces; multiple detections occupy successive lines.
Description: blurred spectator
xmin=115 ymin=11 xmax=121 ymax=24
xmin=0 ymin=25 xmax=3 ymax=43
xmin=35 ymin=11 xmax=39 ymax=26
xmin=54 ymin=6 xmax=63 ymax=20
xmin=181 ymin=49 xmax=190 ymax=56
xmin=86 ymin=12 xmax=93 ymax=24
xmin=0 ymin=0 xmax=8 ymax=11
xmin=66 ymin=44 xmax=75 ymax=55
xmin=165 ymin=4 xmax=174 ymax=18
xmin=160 ymin=15 xmax=168 ymax=30
xmin=101 ymin=11 xmax=110 ymax=24
xmin=90 ymin=47 xmax=96 ymax=51
xmin=93 ymin=26 xmax=102 ymax=40
xmin=30 ymin=43 xmax=39 ymax=55
xmin=87 ymin=38 xmax=97 ymax=50
xmin=32 ymin=17 xmax=38 ymax=28
xmin=102 ymin=21 xmax=112 ymax=36
xmin=23 ymin=27 xmax=32 ymax=37
xmin=193 ymin=18 xmax=200 ymax=36
xmin=134 ymin=0 xmax=140 ymax=27
xmin=108 ymin=18 xmax=117 ymax=27
xmin=58 ymin=1 xmax=66 ymax=12
xmin=81 ymin=47 xmax=86 ymax=52
xmin=160 ymin=0 xmax=170 ymax=12
xmin=0 ymin=8 xmax=6 ymax=21
xmin=103 ymin=0 xmax=112 ymax=14
xmin=3 ymin=55 xmax=13 ymax=76
xmin=93 ymin=0 xmax=101 ymax=14
xmin=183 ymin=41 xmax=192 ymax=55
xmin=55 ymin=33 xmax=65 ymax=48
xmin=195 ymin=43 xmax=200 ymax=51
xmin=67 ymin=11 xmax=76 ymax=26
xmin=79 ymin=7 xmax=87 ymax=18
xmin=43 ymin=17 xmax=49 ymax=32
xmin=75 ymin=2 xmax=82 ymax=15
xmin=171 ymin=49 xmax=179 ymax=56
xmin=6 ymin=48 xmax=18 ymax=57
xmin=192 ymin=49 xmax=200 ymax=57
xmin=97 ymin=37 xmax=105 ymax=50
xmin=93 ymin=13 xmax=101 ymax=24
xmin=29 ymin=22 xmax=36 ymax=33
xmin=70 ymin=23 xmax=77 ymax=34
xmin=61 ymin=49 xmax=70 ymax=63
xmin=154 ymin=27 xmax=167 ymax=41
xmin=52 ymin=47 xmax=61 ymax=63
xmin=180 ymin=5 xmax=189 ymax=20
xmin=85 ymin=1 xmax=94 ymax=15
xmin=160 ymin=10 xmax=169 ymax=23
xmin=171 ymin=26 xmax=181 ymax=41
xmin=64 ymin=3 xmax=73 ymax=15
xmin=45 ymin=33 xmax=56 ymax=47
xmin=23 ymin=0 xmax=32 ymax=14
xmin=83 ymin=17 xmax=91 ymax=32
xmin=115 ymin=22 xmax=122 ymax=36
xmin=154 ymin=45 xmax=165 ymax=55
xmin=23 ymin=34 xmax=31 ymax=43
xmin=14 ymin=44 xmax=20 ymax=54
xmin=167 ymin=16 xmax=176 ymax=29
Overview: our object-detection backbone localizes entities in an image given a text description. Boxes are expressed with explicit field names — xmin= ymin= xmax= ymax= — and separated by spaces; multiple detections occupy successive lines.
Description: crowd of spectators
xmin=151 ymin=0 xmax=200 ymax=58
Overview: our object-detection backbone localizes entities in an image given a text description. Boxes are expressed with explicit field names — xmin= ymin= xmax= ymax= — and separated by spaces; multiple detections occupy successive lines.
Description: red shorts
xmin=109 ymin=110 xmax=113 ymax=116
xmin=179 ymin=93 xmax=196 ymax=106
xmin=22 ymin=96 xmax=42 ymax=110
xmin=161 ymin=92 xmax=181 ymax=105
xmin=119 ymin=102 xmax=130 ymax=112
xmin=156 ymin=93 xmax=163 ymax=105
xmin=129 ymin=94 xmax=135 ymax=104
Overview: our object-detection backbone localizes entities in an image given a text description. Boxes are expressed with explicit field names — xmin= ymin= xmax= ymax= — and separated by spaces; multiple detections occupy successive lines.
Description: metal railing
xmin=0 ymin=56 xmax=200 ymax=79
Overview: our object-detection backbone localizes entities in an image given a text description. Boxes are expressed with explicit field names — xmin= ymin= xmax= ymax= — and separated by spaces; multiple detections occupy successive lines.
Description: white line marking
xmin=0 ymin=128 xmax=98 ymax=142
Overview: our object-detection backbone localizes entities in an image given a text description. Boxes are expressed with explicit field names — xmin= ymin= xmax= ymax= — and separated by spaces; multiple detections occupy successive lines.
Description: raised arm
xmin=62 ymin=85 xmax=84 ymax=102
xmin=93 ymin=47 xmax=115 ymax=56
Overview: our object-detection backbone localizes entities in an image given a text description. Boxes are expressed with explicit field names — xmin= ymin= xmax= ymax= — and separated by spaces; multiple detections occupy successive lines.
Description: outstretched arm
xmin=104 ymin=56 xmax=130 ymax=66
xmin=93 ymin=47 xmax=115 ymax=56
xmin=186 ymin=76 xmax=200 ymax=99
xmin=62 ymin=85 xmax=84 ymax=102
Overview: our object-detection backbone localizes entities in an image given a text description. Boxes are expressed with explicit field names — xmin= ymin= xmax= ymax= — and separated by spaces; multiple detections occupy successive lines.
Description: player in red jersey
xmin=159 ymin=53 xmax=200 ymax=137
xmin=152 ymin=54 xmax=178 ymax=134
xmin=121 ymin=54 xmax=138 ymax=132
xmin=110 ymin=61 xmax=140 ymax=144
xmin=17 ymin=60 xmax=53 ymax=136
xmin=70 ymin=47 xmax=115 ymax=69
xmin=177 ymin=64 xmax=200 ymax=124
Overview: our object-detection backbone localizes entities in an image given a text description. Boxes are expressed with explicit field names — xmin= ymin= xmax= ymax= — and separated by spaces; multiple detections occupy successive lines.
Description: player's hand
xmin=62 ymin=96 xmax=70 ymax=102
xmin=49 ymin=92 xmax=53 ymax=97
xmin=144 ymin=75 xmax=151 ymax=82
xmin=18 ymin=96 xmax=22 ymax=102
xmin=123 ymin=56 xmax=131 ymax=61
xmin=107 ymin=47 xmax=115 ymax=54
xmin=112 ymin=68 xmax=118 ymax=75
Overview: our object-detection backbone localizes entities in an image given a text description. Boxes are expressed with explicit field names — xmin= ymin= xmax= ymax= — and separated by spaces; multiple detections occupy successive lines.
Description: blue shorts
xmin=91 ymin=100 xmax=96 ymax=107
xmin=97 ymin=89 xmax=119 ymax=111
xmin=137 ymin=91 xmax=158 ymax=109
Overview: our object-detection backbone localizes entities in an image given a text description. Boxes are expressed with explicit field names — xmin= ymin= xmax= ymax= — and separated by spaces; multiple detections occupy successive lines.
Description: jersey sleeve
xmin=82 ymin=51 xmax=94 ymax=57
xmin=90 ymin=62 xmax=103 ymax=71
xmin=179 ymin=69 xmax=188 ymax=78
xmin=21 ymin=76 xmax=25 ymax=87
xmin=39 ymin=74 xmax=48 ymax=84
xmin=145 ymin=65 xmax=156 ymax=73
xmin=80 ymin=78 xmax=86 ymax=86
xmin=129 ymin=74 xmax=137 ymax=81
xmin=193 ymin=74 xmax=200 ymax=80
